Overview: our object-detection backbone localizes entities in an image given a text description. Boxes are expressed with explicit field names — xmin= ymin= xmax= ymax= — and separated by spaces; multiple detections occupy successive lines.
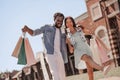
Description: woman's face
xmin=66 ymin=18 xmax=74 ymax=30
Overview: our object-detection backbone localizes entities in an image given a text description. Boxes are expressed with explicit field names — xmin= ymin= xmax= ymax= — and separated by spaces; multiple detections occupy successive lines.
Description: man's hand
xmin=21 ymin=25 xmax=33 ymax=36
xmin=22 ymin=25 xmax=28 ymax=33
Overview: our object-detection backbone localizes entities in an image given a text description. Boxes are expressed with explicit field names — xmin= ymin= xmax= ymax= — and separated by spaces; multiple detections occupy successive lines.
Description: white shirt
xmin=54 ymin=28 xmax=61 ymax=53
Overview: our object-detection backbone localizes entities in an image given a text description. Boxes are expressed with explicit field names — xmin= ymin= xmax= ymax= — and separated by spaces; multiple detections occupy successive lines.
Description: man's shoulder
xmin=44 ymin=24 xmax=53 ymax=27
xmin=43 ymin=24 xmax=55 ymax=31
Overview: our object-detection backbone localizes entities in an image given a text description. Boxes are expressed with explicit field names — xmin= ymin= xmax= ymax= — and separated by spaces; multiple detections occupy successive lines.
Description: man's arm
xmin=22 ymin=25 xmax=33 ymax=36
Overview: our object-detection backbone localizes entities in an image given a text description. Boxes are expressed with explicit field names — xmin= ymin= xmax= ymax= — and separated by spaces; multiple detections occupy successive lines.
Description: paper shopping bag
xmin=24 ymin=38 xmax=36 ymax=66
xmin=12 ymin=33 xmax=36 ymax=65
xmin=12 ymin=36 xmax=23 ymax=58
xmin=90 ymin=39 xmax=101 ymax=65
xmin=17 ymin=38 xmax=27 ymax=65
xmin=95 ymin=36 xmax=110 ymax=52
xmin=95 ymin=36 xmax=110 ymax=64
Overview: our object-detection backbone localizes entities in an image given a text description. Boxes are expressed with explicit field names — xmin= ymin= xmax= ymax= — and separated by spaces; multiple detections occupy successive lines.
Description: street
xmin=67 ymin=66 xmax=120 ymax=80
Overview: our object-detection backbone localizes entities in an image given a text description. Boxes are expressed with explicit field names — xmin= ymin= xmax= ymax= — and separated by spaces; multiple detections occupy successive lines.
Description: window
xmin=98 ymin=30 xmax=105 ymax=38
xmin=90 ymin=2 xmax=102 ymax=21
xmin=105 ymin=0 xmax=120 ymax=18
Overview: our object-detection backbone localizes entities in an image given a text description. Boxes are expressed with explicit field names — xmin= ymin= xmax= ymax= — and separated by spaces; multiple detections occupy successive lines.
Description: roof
xmin=75 ymin=12 xmax=88 ymax=23
xmin=12 ymin=71 xmax=22 ymax=79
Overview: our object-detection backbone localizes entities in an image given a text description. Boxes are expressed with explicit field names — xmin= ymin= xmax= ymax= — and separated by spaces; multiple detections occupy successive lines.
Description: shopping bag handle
xmin=22 ymin=32 xmax=26 ymax=38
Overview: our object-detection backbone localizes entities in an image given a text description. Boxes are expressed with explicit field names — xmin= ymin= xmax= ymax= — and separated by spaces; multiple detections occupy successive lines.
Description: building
xmin=75 ymin=0 xmax=120 ymax=66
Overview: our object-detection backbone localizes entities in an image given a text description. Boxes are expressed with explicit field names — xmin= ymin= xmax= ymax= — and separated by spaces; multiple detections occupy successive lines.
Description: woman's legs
xmin=86 ymin=62 xmax=94 ymax=80
xmin=102 ymin=59 xmax=114 ymax=67
xmin=81 ymin=54 xmax=103 ymax=71
xmin=102 ymin=59 xmax=114 ymax=75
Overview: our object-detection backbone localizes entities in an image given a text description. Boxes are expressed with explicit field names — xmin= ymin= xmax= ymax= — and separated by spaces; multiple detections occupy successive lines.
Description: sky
xmin=0 ymin=0 xmax=87 ymax=72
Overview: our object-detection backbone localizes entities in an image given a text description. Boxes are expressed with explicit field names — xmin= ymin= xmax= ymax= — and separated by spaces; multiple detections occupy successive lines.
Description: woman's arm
xmin=66 ymin=38 xmax=74 ymax=54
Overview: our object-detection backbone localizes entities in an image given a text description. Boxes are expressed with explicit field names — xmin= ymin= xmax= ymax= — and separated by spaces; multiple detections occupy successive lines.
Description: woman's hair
xmin=85 ymin=35 xmax=92 ymax=40
xmin=64 ymin=16 xmax=76 ymax=28
xmin=77 ymin=25 xmax=84 ymax=30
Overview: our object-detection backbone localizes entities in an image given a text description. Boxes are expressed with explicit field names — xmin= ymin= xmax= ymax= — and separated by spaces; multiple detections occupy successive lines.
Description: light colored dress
xmin=70 ymin=31 xmax=92 ymax=69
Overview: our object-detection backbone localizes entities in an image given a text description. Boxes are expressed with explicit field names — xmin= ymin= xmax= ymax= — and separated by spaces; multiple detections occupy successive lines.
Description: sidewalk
xmin=98 ymin=77 xmax=120 ymax=80
xmin=66 ymin=66 xmax=120 ymax=80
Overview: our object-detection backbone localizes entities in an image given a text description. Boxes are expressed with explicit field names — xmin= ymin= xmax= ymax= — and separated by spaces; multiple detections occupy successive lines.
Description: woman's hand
xmin=69 ymin=46 xmax=74 ymax=54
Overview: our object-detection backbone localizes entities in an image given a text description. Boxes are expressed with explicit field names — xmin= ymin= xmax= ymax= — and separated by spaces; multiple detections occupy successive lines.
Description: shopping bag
xmin=90 ymin=38 xmax=101 ymax=65
xmin=95 ymin=36 xmax=110 ymax=52
xmin=12 ymin=33 xmax=36 ymax=65
xmin=12 ymin=36 xmax=23 ymax=58
xmin=17 ymin=38 xmax=27 ymax=65
xmin=24 ymin=38 xmax=36 ymax=66
xmin=95 ymin=36 xmax=110 ymax=63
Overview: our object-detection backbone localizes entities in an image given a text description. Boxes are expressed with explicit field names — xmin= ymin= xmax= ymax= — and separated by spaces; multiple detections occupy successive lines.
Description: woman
xmin=64 ymin=16 xmax=109 ymax=80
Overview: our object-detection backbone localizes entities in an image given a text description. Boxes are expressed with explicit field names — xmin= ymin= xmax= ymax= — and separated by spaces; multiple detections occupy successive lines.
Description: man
xmin=22 ymin=12 xmax=68 ymax=80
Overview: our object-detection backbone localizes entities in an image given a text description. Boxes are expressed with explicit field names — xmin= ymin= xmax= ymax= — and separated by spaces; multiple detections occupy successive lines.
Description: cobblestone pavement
xmin=66 ymin=66 xmax=120 ymax=80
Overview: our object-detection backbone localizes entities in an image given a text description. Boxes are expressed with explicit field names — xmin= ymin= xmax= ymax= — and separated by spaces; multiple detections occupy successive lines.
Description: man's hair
xmin=54 ymin=12 xmax=64 ymax=20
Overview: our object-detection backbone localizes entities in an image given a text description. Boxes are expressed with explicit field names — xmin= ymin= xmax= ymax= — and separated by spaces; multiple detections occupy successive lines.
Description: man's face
xmin=54 ymin=16 xmax=64 ymax=28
